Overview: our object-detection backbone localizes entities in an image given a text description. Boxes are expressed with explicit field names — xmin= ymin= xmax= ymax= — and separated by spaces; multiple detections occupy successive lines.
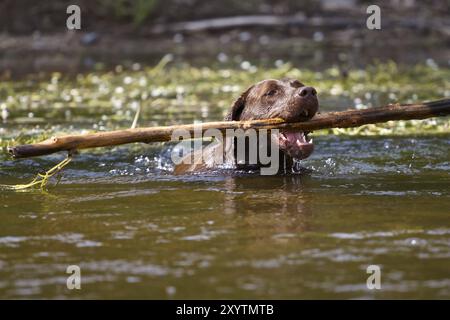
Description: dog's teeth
xmin=304 ymin=110 xmax=309 ymax=117
xmin=300 ymin=132 xmax=306 ymax=142
xmin=310 ymin=138 xmax=313 ymax=143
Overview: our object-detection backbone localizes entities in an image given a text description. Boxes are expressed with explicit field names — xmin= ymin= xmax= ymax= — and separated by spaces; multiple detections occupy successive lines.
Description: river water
xmin=0 ymin=55 xmax=449 ymax=298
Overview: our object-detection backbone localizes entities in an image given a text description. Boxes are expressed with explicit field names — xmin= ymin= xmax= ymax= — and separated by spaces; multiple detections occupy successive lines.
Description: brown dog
xmin=174 ymin=78 xmax=319 ymax=174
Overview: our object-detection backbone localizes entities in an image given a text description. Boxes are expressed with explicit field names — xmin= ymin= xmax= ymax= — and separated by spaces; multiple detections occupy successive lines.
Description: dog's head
xmin=225 ymin=78 xmax=319 ymax=160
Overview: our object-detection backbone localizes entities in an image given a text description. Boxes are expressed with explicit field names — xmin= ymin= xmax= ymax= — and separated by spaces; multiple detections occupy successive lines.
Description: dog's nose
xmin=298 ymin=86 xmax=317 ymax=97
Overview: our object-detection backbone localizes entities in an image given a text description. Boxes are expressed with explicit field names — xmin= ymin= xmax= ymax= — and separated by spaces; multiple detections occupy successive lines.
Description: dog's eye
xmin=265 ymin=90 xmax=277 ymax=96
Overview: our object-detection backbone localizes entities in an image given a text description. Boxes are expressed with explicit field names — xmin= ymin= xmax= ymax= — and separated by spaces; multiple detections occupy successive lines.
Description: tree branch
xmin=7 ymin=99 xmax=450 ymax=159
xmin=149 ymin=15 xmax=450 ymax=36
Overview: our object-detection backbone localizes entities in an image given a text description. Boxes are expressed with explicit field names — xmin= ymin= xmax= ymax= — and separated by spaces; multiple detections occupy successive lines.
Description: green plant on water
xmin=0 ymin=82 xmax=146 ymax=191
xmin=0 ymin=58 xmax=448 ymax=191
xmin=0 ymin=155 xmax=72 ymax=191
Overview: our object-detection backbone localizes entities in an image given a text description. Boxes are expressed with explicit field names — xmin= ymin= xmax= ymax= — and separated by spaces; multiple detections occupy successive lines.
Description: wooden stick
xmin=149 ymin=15 xmax=450 ymax=36
xmin=7 ymin=99 xmax=450 ymax=159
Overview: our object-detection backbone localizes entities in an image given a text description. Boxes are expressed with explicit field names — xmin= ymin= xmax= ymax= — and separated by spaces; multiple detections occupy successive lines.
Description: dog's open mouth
xmin=276 ymin=131 xmax=314 ymax=160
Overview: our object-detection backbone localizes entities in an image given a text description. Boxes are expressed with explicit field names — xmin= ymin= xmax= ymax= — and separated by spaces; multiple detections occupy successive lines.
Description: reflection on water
xmin=0 ymin=134 xmax=449 ymax=298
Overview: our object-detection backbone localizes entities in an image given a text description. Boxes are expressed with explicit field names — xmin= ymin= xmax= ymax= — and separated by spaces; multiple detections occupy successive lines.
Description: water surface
xmin=0 ymin=134 xmax=449 ymax=299
xmin=0 ymin=62 xmax=449 ymax=299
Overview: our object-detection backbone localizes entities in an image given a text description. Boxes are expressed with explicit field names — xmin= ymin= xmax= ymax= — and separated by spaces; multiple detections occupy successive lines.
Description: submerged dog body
xmin=174 ymin=78 xmax=319 ymax=174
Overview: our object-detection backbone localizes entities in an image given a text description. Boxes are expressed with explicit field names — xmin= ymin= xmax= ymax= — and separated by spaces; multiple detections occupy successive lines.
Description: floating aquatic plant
xmin=0 ymin=154 xmax=72 ymax=190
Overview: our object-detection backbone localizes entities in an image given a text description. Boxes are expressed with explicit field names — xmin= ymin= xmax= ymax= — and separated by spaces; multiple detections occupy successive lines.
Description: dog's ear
xmin=224 ymin=85 xmax=254 ymax=121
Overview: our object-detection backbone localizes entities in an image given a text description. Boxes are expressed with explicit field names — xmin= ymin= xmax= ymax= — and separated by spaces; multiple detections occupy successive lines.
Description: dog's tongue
xmin=278 ymin=132 xmax=314 ymax=160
